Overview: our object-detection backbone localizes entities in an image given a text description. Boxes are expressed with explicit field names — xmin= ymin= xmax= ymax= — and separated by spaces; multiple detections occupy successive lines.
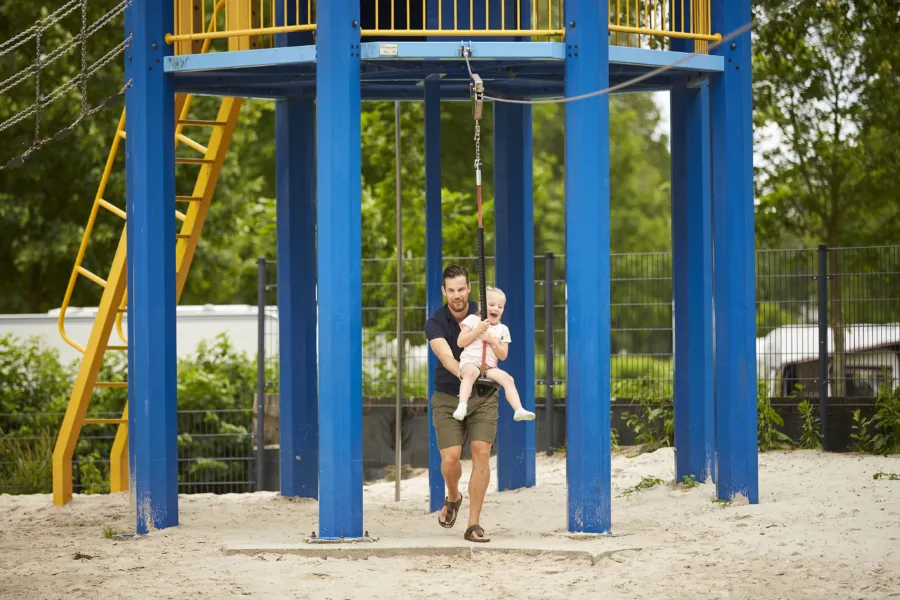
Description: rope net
xmin=0 ymin=0 xmax=133 ymax=171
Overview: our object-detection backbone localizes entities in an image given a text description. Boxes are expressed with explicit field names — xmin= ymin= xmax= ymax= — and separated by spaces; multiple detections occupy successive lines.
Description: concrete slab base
xmin=223 ymin=536 xmax=643 ymax=566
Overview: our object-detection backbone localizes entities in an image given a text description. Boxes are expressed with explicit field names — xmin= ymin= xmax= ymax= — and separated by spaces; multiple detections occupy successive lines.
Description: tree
xmin=752 ymin=0 xmax=900 ymax=394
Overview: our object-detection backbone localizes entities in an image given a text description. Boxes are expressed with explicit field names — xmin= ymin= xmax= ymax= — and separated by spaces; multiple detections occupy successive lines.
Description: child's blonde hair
xmin=486 ymin=286 xmax=505 ymax=301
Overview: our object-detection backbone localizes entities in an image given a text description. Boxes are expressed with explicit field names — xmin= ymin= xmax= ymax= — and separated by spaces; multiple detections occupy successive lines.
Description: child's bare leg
xmin=455 ymin=364 xmax=481 ymax=421
xmin=485 ymin=368 xmax=535 ymax=421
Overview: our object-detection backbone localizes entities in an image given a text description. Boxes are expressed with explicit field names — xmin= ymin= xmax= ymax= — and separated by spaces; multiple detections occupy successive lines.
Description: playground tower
xmin=51 ymin=0 xmax=758 ymax=537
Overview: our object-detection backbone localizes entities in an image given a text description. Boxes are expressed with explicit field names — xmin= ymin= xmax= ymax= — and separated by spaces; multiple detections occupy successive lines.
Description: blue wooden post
xmin=494 ymin=103 xmax=536 ymax=491
xmin=127 ymin=0 xmax=178 ymax=534
xmin=710 ymin=0 xmax=759 ymax=503
xmin=671 ymin=79 xmax=715 ymax=483
xmin=564 ymin=0 xmax=611 ymax=533
xmin=424 ymin=76 xmax=444 ymax=513
xmin=276 ymin=0 xmax=318 ymax=501
xmin=316 ymin=0 xmax=363 ymax=539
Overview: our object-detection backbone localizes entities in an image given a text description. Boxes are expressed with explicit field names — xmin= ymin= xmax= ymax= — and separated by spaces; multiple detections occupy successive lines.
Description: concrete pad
xmin=223 ymin=535 xmax=643 ymax=566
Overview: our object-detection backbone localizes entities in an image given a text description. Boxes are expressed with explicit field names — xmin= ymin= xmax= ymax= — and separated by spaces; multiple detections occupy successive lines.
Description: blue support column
xmin=124 ymin=2 xmax=136 ymax=497
xmin=316 ymin=0 xmax=363 ymax=539
xmin=671 ymin=81 xmax=715 ymax=483
xmin=494 ymin=103 xmax=536 ymax=491
xmin=710 ymin=0 xmax=759 ymax=503
xmin=127 ymin=0 xmax=178 ymax=534
xmin=564 ymin=0 xmax=611 ymax=533
xmin=276 ymin=0 xmax=318 ymax=501
xmin=424 ymin=76 xmax=444 ymax=513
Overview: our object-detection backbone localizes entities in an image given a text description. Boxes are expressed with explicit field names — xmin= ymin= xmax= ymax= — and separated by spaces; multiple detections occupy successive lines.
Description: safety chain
xmin=0 ymin=0 xmax=82 ymax=58
xmin=461 ymin=44 xmax=484 ymax=179
xmin=0 ymin=0 xmax=131 ymax=96
xmin=81 ymin=0 xmax=89 ymax=117
xmin=1 ymin=79 xmax=131 ymax=172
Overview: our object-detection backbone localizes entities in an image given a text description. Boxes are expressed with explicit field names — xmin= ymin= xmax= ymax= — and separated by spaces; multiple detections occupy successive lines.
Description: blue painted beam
xmin=564 ymin=0 xmax=612 ymax=534
xmin=127 ymin=0 xmax=178 ymax=535
xmin=671 ymin=81 xmax=715 ymax=484
xmin=276 ymin=95 xmax=318 ymax=498
xmin=276 ymin=0 xmax=317 ymax=502
xmin=710 ymin=0 xmax=759 ymax=504
xmin=609 ymin=46 xmax=724 ymax=72
xmin=424 ymin=76 xmax=444 ymax=514
xmin=494 ymin=102 xmax=536 ymax=491
xmin=360 ymin=41 xmax=565 ymax=60
xmin=316 ymin=0 xmax=364 ymax=540
xmin=164 ymin=44 xmax=317 ymax=73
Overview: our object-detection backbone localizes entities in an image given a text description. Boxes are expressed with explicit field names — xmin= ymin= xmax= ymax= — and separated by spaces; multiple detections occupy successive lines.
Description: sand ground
xmin=2 ymin=448 xmax=899 ymax=599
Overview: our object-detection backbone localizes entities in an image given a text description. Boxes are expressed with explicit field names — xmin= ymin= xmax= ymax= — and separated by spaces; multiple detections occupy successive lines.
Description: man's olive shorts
xmin=431 ymin=388 xmax=499 ymax=450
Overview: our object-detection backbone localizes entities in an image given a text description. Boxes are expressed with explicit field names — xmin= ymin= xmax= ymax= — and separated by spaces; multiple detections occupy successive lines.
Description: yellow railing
xmin=358 ymin=0 xmax=564 ymax=39
xmin=167 ymin=0 xmax=317 ymax=53
xmin=164 ymin=0 xmax=720 ymax=53
xmin=609 ymin=0 xmax=719 ymax=52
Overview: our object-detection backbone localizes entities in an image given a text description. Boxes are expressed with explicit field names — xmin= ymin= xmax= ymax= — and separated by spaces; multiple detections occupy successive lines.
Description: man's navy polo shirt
xmin=424 ymin=300 xmax=479 ymax=395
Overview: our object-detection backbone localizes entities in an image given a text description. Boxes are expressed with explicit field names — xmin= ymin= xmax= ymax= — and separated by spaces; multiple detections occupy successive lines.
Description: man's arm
xmin=429 ymin=338 xmax=460 ymax=378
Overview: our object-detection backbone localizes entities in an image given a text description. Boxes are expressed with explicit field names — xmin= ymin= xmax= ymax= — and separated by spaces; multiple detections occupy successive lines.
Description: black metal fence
xmin=0 ymin=408 xmax=256 ymax=495
xmin=261 ymin=244 xmax=900 ymax=457
xmin=2 ymin=245 xmax=897 ymax=495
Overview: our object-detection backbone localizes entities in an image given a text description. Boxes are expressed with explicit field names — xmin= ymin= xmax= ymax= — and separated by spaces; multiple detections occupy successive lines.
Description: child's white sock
xmin=514 ymin=408 xmax=535 ymax=421
xmin=453 ymin=403 xmax=468 ymax=421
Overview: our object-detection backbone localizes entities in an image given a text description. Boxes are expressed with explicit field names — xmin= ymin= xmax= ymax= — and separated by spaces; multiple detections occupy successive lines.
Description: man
xmin=424 ymin=264 xmax=498 ymax=543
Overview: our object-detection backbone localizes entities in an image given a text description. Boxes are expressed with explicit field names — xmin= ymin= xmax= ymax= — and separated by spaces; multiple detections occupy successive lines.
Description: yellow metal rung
xmin=176 ymin=158 xmax=215 ymax=165
xmin=84 ymin=418 xmax=127 ymax=425
xmin=98 ymin=199 xmax=127 ymax=220
xmin=117 ymin=307 xmax=127 ymax=313
xmin=176 ymin=132 xmax=208 ymax=155
xmin=175 ymin=210 xmax=187 ymax=222
xmin=178 ymin=119 xmax=228 ymax=126
xmin=95 ymin=381 xmax=128 ymax=388
xmin=76 ymin=266 xmax=107 ymax=288
xmin=106 ymin=345 xmax=128 ymax=351
xmin=175 ymin=234 xmax=192 ymax=239
xmin=176 ymin=195 xmax=204 ymax=202
xmin=117 ymin=130 xmax=126 ymax=140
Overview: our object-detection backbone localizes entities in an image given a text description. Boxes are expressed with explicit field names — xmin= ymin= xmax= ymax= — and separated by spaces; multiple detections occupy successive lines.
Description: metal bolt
xmin=352 ymin=20 xmax=358 ymax=28
xmin=151 ymin=43 xmax=157 ymax=50
xmin=568 ymin=21 xmax=575 ymax=28
xmin=730 ymin=43 xmax=736 ymax=50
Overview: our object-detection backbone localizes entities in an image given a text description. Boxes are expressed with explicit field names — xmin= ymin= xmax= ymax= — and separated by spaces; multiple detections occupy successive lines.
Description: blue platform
xmin=164 ymin=41 xmax=723 ymax=100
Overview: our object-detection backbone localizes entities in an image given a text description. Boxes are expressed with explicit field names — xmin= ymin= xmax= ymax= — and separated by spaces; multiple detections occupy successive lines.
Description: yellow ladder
xmin=49 ymin=0 xmax=259 ymax=505
xmin=50 ymin=95 xmax=243 ymax=505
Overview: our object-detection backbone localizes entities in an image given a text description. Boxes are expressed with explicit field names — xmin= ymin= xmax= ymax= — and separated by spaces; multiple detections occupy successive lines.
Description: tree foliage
xmin=752 ymin=0 xmax=900 ymax=248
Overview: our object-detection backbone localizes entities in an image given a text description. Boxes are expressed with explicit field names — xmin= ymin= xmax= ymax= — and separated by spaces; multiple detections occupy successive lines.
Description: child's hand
xmin=480 ymin=330 xmax=497 ymax=346
xmin=477 ymin=319 xmax=490 ymax=333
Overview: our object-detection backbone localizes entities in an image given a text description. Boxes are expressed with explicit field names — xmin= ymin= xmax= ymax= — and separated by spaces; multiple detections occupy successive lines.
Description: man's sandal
xmin=438 ymin=494 xmax=463 ymax=528
xmin=464 ymin=524 xmax=490 ymax=543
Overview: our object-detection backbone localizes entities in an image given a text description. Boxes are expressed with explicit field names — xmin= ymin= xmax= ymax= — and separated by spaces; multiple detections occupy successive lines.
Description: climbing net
xmin=0 ymin=0 xmax=133 ymax=171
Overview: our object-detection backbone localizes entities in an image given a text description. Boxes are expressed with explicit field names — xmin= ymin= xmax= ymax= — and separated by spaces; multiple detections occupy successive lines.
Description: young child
xmin=454 ymin=286 xmax=536 ymax=422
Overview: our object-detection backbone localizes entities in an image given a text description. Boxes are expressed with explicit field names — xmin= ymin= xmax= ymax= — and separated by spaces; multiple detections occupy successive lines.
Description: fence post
xmin=544 ymin=252 xmax=555 ymax=456
xmin=394 ymin=100 xmax=403 ymax=502
xmin=257 ymin=257 xmax=267 ymax=491
xmin=817 ymin=244 xmax=829 ymax=451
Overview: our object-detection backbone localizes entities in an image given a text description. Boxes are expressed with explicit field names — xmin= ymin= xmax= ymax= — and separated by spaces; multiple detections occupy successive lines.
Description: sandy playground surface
xmin=2 ymin=448 xmax=899 ymax=600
